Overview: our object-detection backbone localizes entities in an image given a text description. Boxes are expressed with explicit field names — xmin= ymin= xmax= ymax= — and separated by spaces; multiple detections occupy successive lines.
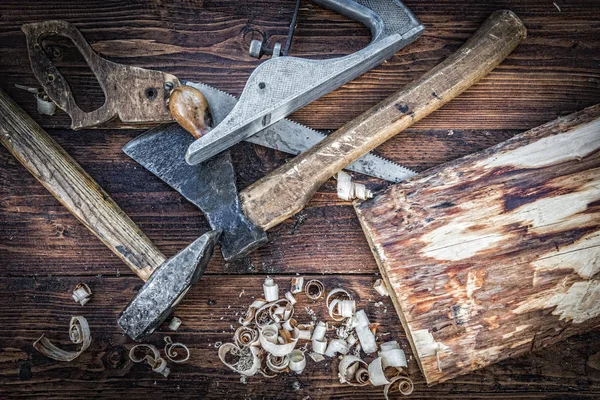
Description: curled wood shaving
xmin=368 ymin=356 xmax=394 ymax=386
xmin=338 ymin=355 xmax=370 ymax=386
xmin=218 ymin=343 xmax=261 ymax=376
xmin=72 ymin=283 xmax=92 ymax=306
xmin=164 ymin=336 xmax=190 ymax=363
xmin=384 ymin=375 xmax=414 ymax=398
xmin=336 ymin=171 xmax=372 ymax=201
xmin=290 ymin=277 xmax=304 ymax=294
xmin=239 ymin=298 xmax=267 ymax=326
xmin=353 ymin=310 xmax=377 ymax=354
xmin=129 ymin=344 xmax=170 ymax=377
xmin=311 ymin=321 xmax=327 ymax=342
xmin=168 ymin=317 xmax=182 ymax=331
xmin=311 ymin=338 xmax=327 ymax=354
xmin=33 ymin=316 xmax=91 ymax=362
xmin=235 ymin=326 xmax=260 ymax=347
xmin=263 ymin=276 xmax=279 ymax=302
xmin=289 ymin=349 xmax=306 ymax=374
xmin=325 ymin=338 xmax=349 ymax=357
xmin=284 ymin=291 xmax=297 ymax=305
xmin=373 ymin=279 xmax=389 ymax=297
xmin=266 ymin=353 xmax=290 ymax=372
xmin=305 ymin=280 xmax=324 ymax=300
xmin=259 ymin=326 xmax=299 ymax=356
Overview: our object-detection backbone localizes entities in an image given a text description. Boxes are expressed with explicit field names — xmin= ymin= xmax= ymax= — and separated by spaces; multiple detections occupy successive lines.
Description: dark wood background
xmin=0 ymin=0 xmax=599 ymax=398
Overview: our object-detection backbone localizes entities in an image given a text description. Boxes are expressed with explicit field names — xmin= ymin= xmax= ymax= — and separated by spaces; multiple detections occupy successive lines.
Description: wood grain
xmin=0 ymin=88 xmax=165 ymax=281
xmin=241 ymin=10 xmax=526 ymax=230
xmin=355 ymin=105 xmax=600 ymax=384
xmin=0 ymin=0 xmax=599 ymax=397
xmin=0 ymin=275 xmax=599 ymax=399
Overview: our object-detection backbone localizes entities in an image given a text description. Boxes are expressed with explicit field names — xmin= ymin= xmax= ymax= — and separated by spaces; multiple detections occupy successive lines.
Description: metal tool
xmin=123 ymin=9 xmax=527 ymax=343
xmin=185 ymin=0 xmax=425 ymax=164
xmin=125 ymin=83 xmax=416 ymax=261
xmin=0 ymin=88 xmax=220 ymax=341
xmin=21 ymin=20 xmax=406 ymax=183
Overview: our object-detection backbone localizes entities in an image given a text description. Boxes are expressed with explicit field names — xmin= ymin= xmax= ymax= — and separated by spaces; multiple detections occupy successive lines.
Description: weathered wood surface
xmin=0 ymin=0 xmax=599 ymax=398
xmin=355 ymin=105 xmax=600 ymax=384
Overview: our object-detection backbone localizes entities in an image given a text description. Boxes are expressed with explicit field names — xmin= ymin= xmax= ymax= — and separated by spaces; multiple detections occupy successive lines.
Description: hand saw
xmin=22 ymin=2 xmax=422 ymax=183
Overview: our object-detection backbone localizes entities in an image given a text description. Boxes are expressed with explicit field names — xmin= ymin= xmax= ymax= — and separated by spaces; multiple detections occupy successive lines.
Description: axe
xmin=122 ymin=11 xmax=527 ymax=337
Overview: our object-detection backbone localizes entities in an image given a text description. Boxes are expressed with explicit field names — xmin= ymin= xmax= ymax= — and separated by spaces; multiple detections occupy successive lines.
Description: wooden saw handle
xmin=0 ymin=89 xmax=165 ymax=281
xmin=240 ymin=10 xmax=527 ymax=230
xmin=169 ymin=85 xmax=214 ymax=139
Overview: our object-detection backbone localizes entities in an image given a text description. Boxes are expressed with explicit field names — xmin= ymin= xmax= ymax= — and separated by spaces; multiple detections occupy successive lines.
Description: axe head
xmin=124 ymin=82 xmax=268 ymax=261
xmin=118 ymin=230 xmax=221 ymax=340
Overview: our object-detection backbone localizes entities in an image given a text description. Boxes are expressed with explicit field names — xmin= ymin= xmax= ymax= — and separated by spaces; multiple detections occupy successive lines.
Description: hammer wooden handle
xmin=0 ymin=89 xmax=165 ymax=281
xmin=241 ymin=10 xmax=527 ymax=230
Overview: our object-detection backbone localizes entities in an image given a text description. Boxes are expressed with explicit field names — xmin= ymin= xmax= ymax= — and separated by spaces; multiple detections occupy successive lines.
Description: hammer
xmin=0 ymin=88 xmax=221 ymax=340
xmin=123 ymin=10 xmax=527 ymax=335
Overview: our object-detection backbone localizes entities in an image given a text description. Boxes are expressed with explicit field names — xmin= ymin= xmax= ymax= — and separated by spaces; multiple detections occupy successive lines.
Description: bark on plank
xmin=355 ymin=105 xmax=600 ymax=384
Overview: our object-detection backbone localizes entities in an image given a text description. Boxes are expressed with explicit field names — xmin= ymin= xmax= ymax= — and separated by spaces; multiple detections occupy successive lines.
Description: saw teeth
xmin=185 ymin=81 xmax=417 ymax=183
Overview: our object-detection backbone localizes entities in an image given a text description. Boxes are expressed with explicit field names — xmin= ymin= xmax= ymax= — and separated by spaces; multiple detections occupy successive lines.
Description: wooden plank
xmin=0 ymin=275 xmax=599 ymax=399
xmin=355 ymin=105 xmax=600 ymax=384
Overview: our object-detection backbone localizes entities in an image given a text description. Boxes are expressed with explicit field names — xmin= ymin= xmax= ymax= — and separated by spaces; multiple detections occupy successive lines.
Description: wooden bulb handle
xmin=169 ymin=85 xmax=214 ymax=139
xmin=240 ymin=10 xmax=527 ymax=230
xmin=0 ymin=88 xmax=165 ymax=281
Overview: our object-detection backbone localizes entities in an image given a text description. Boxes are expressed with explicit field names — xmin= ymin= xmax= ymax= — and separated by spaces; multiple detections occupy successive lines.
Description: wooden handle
xmin=169 ymin=85 xmax=214 ymax=139
xmin=0 ymin=89 xmax=165 ymax=281
xmin=240 ymin=10 xmax=527 ymax=230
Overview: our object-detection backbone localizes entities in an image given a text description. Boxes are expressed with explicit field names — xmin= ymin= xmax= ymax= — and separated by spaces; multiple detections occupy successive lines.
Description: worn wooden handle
xmin=169 ymin=85 xmax=214 ymax=139
xmin=0 ymin=89 xmax=165 ymax=281
xmin=240 ymin=10 xmax=527 ymax=230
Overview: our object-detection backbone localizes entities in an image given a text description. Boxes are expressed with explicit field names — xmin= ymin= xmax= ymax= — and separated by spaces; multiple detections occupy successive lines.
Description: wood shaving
xmin=289 ymin=349 xmax=306 ymax=374
xmin=33 ymin=316 xmax=91 ymax=362
xmin=72 ymin=283 xmax=92 ymax=306
xmin=168 ymin=317 xmax=182 ymax=331
xmin=373 ymin=279 xmax=389 ymax=296
xmin=336 ymin=171 xmax=372 ymax=201
xmin=129 ymin=344 xmax=170 ymax=377
xmin=384 ymin=375 xmax=414 ymax=398
xmin=263 ymin=276 xmax=279 ymax=302
xmin=164 ymin=336 xmax=190 ymax=363
xmin=305 ymin=280 xmax=324 ymax=300
xmin=290 ymin=277 xmax=304 ymax=294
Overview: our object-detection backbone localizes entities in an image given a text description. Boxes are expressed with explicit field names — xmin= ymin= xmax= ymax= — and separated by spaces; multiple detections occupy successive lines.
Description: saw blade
xmin=184 ymin=81 xmax=417 ymax=183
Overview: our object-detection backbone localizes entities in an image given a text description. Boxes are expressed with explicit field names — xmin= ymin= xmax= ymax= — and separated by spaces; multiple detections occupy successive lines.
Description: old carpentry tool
xmin=0 ymin=88 xmax=220 ymax=340
xmin=21 ymin=21 xmax=409 ymax=183
xmin=184 ymin=0 xmax=425 ymax=164
xmin=354 ymin=104 xmax=600 ymax=385
xmin=119 ymin=11 xmax=527 ymax=338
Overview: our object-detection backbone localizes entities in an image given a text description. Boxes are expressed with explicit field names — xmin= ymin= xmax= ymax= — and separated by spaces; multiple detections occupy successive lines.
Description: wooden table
xmin=1 ymin=1 xmax=599 ymax=398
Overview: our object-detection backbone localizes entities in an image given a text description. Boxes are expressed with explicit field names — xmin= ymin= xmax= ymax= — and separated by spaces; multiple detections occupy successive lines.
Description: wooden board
xmin=1 ymin=0 xmax=600 ymax=398
xmin=355 ymin=105 xmax=600 ymax=384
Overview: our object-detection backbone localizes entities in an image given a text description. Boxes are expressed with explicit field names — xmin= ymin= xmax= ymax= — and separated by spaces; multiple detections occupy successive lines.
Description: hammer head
xmin=118 ymin=230 xmax=221 ymax=340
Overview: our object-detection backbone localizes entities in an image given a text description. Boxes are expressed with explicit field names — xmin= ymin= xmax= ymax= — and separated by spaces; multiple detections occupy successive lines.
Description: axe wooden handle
xmin=240 ymin=10 xmax=527 ymax=230
xmin=0 ymin=89 xmax=165 ymax=281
